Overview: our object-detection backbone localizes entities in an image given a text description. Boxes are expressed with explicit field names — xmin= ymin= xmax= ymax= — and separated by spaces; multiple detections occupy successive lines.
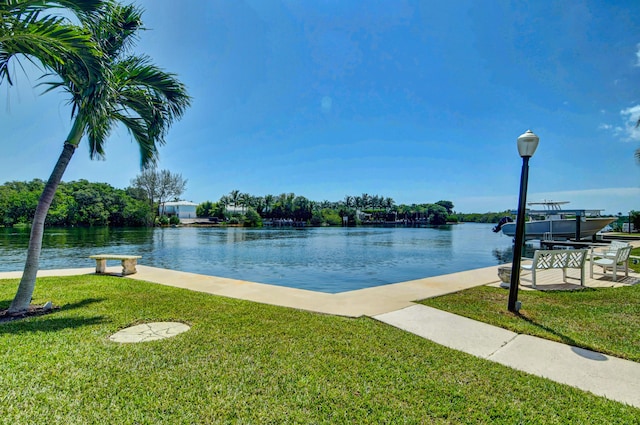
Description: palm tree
xmin=239 ymin=192 xmax=251 ymax=214
xmin=344 ymin=195 xmax=353 ymax=209
xmin=361 ymin=193 xmax=371 ymax=210
xmin=263 ymin=194 xmax=274 ymax=218
xmin=218 ymin=195 xmax=230 ymax=216
xmin=8 ymin=2 xmax=191 ymax=314
xmin=229 ymin=189 xmax=240 ymax=211
xmin=354 ymin=196 xmax=363 ymax=210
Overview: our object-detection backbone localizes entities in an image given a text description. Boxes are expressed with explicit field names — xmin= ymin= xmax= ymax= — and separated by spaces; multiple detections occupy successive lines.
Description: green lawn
xmin=421 ymin=246 xmax=640 ymax=363
xmin=1 ymin=275 xmax=638 ymax=423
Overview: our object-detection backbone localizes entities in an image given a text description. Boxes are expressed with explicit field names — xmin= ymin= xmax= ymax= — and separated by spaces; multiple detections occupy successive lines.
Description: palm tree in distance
xmin=8 ymin=2 xmax=191 ymax=314
xmin=264 ymin=194 xmax=274 ymax=218
xmin=239 ymin=192 xmax=251 ymax=214
xmin=344 ymin=195 xmax=353 ymax=209
xmin=229 ymin=189 xmax=240 ymax=212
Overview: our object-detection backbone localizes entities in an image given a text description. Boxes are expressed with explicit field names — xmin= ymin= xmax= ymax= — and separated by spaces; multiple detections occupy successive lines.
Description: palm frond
xmin=82 ymin=2 xmax=142 ymax=59
xmin=0 ymin=2 xmax=102 ymax=86
xmin=117 ymin=55 xmax=191 ymax=119
xmin=1 ymin=1 xmax=105 ymax=15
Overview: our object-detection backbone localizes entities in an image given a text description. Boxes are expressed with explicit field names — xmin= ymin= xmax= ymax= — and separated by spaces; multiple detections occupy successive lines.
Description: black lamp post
xmin=508 ymin=130 xmax=539 ymax=312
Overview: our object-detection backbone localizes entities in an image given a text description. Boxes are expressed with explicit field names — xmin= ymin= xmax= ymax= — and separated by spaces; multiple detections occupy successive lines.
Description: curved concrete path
xmin=1 ymin=264 xmax=639 ymax=408
xmin=374 ymin=304 xmax=640 ymax=408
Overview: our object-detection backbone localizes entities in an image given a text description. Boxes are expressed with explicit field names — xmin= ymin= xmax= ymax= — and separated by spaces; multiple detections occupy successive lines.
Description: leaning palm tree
xmin=8 ymin=2 xmax=191 ymax=314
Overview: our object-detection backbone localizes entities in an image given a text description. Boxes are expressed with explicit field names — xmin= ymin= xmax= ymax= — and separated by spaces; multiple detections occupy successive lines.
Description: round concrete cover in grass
xmin=110 ymin=322 xmax=190 ymax=343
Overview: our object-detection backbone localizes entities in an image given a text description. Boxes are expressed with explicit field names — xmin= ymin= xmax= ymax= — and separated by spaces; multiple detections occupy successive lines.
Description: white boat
xmin=493 ymin=201 xmax=616 ymax=241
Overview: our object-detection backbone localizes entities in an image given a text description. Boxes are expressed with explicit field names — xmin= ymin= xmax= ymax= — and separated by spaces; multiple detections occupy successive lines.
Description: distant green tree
xmin=427 ymin=204 xmax=448 ymax=225
xmin=243 ymin=207 xmax=262 ymax=227
xmin=293 ymin=196 xmax=312 ymax=222
xmin=263 ymin=194 xmax=274 ymax=218
xmin=196 ymin=201 xmax=215 ymax=218
xmin=322 ymin=209 xmax=343 ymax=226
xmin=631 ymin=210 xmax=640 ymax=232
xmin=5 ymin=188 xmax=40 ymax=225
xmin=125 ymin=185 xmax=148 ymax=203
xmin=121 ymin=197 xmax=153 ymax=226
xmin=310 ymin=210 xmax=324 ymax=226
xmin=229 ymin=190 xmax=241 ymax=211
xmin=435 ymin=200 xmax=454 ymax=214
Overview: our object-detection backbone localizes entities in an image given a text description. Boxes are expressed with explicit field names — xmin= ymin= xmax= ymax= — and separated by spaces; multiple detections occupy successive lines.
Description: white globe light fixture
xmin=517 ymin=130 xmax=540 ymax=158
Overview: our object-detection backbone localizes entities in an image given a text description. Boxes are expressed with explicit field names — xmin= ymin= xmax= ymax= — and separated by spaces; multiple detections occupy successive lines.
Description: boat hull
xmin=500 ymin=217 xmax=616 ymax=240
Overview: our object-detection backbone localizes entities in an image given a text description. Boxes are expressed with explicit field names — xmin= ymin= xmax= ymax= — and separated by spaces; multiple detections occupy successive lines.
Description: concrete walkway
xmin=374 ymin=305 xmax=640 ymax=408
xmin=1 ymin=263 xmax=639 ymax=408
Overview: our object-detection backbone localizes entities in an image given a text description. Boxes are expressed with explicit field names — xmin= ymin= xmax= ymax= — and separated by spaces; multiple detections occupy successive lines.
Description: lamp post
xmin=508 ymin=130 xmax=539 ymax=312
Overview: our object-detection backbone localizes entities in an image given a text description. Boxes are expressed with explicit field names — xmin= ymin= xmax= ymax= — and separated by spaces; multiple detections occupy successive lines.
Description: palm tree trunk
xmin=8 ymin=142 xmax=77 ymax=313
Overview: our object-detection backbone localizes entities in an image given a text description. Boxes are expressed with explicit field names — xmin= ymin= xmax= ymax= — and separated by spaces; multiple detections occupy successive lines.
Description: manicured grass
xmin=1 ymin=276 xmax=638 ymax=423
xmin=421 ymin=249 xmax=640 ymax=362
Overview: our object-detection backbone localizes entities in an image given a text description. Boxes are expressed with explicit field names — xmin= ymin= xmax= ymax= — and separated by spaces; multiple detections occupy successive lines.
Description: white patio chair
xmin=590 ymin=245 xmax=632 ymax=282
xmin=592 ymin=240 xmax=630 ymax=259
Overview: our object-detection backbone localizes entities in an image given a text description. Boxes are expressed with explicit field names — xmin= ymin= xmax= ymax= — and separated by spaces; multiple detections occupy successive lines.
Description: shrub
xmin=322 ymin=209 xmax=343 ymax=226
xmin=243 ymin=207 xmax=263 ymax=227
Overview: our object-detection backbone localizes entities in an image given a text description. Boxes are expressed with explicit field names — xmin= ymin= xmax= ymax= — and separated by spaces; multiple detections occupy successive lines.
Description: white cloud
xmin=636 ymin=43 xmax=640 ymax=67
xmin=598 ymin=123 xmax=612 ymax=130
xmin=619 ymin=105 xmax=640 ymax=141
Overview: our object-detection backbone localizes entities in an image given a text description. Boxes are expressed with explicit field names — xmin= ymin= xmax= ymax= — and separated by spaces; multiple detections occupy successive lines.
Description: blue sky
xmin=2 ymin=0 xmax=640 ymax=214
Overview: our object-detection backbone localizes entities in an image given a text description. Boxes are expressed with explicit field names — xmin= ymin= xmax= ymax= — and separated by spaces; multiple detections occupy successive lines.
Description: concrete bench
xmin=521 ymin=249 xmax=588 ymax=288
xmin=90 ymin=254 xmax=142 ymax=275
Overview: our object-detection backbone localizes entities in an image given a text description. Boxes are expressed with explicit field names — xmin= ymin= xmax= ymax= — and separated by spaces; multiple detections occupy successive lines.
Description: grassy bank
xmin=1 ymin=275 xmax=638 ymax=423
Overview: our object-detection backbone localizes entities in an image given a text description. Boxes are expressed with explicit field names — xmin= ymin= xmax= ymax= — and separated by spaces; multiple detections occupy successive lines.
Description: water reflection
xmin=492 ymin=243 xmax=537 ymax=264
xmin=0 ymin=224 xmax=514 ymax=293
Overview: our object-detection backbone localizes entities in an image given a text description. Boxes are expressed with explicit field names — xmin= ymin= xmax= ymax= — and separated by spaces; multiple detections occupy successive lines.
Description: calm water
xmin=0 ymin=224 xmax=514 ymax=293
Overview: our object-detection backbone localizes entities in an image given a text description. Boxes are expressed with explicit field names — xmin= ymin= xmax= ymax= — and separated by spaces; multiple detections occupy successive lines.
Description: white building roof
xmin=163 ymin=201 xmax=198 ymax=207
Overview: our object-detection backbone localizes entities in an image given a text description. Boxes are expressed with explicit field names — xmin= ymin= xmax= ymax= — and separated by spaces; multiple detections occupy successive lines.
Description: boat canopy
xmin=509 ymin=201 xmax=606 ymax=217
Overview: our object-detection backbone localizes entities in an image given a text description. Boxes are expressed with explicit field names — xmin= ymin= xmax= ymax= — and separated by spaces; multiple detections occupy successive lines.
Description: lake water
xmin=0 ymin=224 xmax=515 ymax=293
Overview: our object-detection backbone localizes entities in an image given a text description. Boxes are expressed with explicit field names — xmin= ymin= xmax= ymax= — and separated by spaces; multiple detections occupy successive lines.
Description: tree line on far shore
xmin=196 ymin=192 xmax=455 ymax=227
xmin=0 ymin=179 xmax=153 ymax=227
xmin=8 ymin=179 xmax=634 ymax=229
xmin=0 ymin=178 xmax=512 ymax=228
xmin=197 ymin=190 xmax=513 ymax=227
xmin=0 ymin=169 xmax=189 ymax=227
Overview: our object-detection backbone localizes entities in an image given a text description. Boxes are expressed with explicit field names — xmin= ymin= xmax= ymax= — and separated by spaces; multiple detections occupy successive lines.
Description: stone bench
xmin=90 ymin=254 xmax=142 ymax=275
